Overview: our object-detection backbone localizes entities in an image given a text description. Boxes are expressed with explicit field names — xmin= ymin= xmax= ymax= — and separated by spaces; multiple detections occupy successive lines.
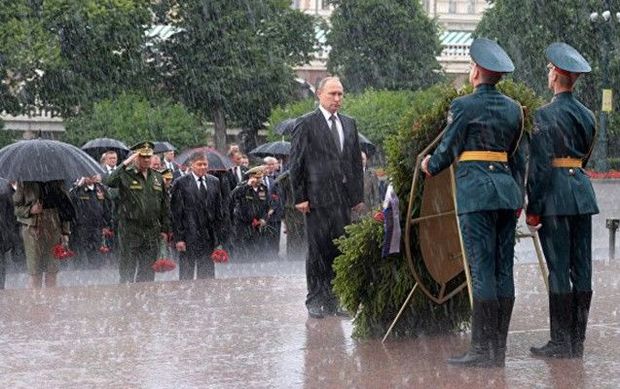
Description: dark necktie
xmin=329 ymin=115 xmax=341 ymax=152
xmin=198 ymin=177 xmax=207 ymax=196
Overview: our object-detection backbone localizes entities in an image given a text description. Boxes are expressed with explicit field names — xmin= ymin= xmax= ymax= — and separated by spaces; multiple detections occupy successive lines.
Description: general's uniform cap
xmin=470 ymin=38 xmax=515 ymax=73
xmin=130 ymin=141 xmax=155 ymax=157
xmin=244 ymin=166 xmax=265 ymax=179
xmin=160 ymin=168 xmax=173 ymax=180
xmin=545 ymin=42 xmax=591 ymax=74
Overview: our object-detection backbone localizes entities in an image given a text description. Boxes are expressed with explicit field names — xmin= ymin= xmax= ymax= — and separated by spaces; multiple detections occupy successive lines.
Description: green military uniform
xmin=427 ymin=38 xmax=526 ymax=368
xmin=527 ymin=42 xmax=598 ymax=359
xmin=105 ymin=142 xmax=170 ymax=283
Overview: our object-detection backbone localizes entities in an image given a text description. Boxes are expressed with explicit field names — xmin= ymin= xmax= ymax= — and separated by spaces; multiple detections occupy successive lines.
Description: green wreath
xmin=333 ymin=80 xmax=543 ymax=339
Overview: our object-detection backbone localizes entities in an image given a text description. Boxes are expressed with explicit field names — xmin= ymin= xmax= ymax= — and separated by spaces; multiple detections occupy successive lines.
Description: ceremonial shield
xmin=403 ymin=135 xmax=471 ymax=305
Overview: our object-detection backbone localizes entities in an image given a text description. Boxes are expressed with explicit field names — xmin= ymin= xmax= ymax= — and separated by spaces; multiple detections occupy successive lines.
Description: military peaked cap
xmin=545 ymin=42 xmax=591 ymax=74
xmin=244 ymin=165 xmax=265 ymax=179
xmin=470 ymin=37 xmax=515 ymax=73
xmin=130 ymin=141 xmax=155 ymax=157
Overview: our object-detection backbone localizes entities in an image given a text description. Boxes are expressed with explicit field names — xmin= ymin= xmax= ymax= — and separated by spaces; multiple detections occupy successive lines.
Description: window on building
xmin=468 ymin=0 xmax=476 ymax=14
xmin=448 ymin=0 xmax=457 ymax=13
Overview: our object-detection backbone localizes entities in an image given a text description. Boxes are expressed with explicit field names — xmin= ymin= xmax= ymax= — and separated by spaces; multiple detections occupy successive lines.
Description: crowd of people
xmin=0 ymin=130 xmax=385 ymax=289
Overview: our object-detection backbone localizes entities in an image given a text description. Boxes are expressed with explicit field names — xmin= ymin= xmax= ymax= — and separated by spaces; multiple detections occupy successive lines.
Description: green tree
xmin=63 ymin=92 xmax=203 ymax=151
xmin=327 ymin=0 xmax=443 ymax=93
xmin=158 ymin=0 xmax=317 ymax=151
xmin=0 ymin=0 xmax=152 ymax=116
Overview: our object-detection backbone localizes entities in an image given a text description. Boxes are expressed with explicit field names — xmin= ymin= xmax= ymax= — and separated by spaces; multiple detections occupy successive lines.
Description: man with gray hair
xmin=289 ymin=76 xmax=364 ymax=318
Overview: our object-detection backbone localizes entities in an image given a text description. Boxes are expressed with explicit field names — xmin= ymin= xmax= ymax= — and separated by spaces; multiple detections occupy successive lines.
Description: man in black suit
xmin=289 ymin=76 xmax=364 ymax=319
xmin=171 ymin=152 xmax=224 ymax=280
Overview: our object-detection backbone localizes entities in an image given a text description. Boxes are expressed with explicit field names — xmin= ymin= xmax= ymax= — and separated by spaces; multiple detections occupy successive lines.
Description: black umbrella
xmin=249 ymin=141 xmax=291 ymax=158
xmin=274 ymin=118 xmax=297 ymax=136
xmin=0 ymin=139 xmax=104 ymax=182
xmin=358 ymin=133 xmax=376 ymax=157
xmin=81 ymin=137 xmax=130 ymax=161
xmin=153 ymin=141 xmax=176 ymax=154
xmin=176 ymin=147 xmax=233 ymax=171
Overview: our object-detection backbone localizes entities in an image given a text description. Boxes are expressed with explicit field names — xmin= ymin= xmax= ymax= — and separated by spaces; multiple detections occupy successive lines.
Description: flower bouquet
xmin=210 ymin=247 xmax=229 ymax=263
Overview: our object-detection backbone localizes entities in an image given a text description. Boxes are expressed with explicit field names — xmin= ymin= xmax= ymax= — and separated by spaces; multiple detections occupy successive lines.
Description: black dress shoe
xmin=308 ymin=306 xmax=324 ymax=319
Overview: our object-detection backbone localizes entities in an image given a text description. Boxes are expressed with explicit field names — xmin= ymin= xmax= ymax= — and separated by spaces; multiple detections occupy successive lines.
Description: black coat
xmin=171 ymin=174 xmax=224 ymax=247
xmin=289 ymin=108 xmax=364 ymax=208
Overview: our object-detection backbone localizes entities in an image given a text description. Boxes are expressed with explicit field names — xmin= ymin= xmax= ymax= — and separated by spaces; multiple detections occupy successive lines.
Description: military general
xmin=422 ymin=38 xmax=526 ymax=368
xmin=106 ymin=141 xmax=171 ymax=283
xmin=526 ymin=43 xmax=598 ymax=359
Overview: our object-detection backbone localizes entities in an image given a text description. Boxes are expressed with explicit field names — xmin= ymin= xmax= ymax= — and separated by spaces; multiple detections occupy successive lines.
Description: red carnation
xmin=99 ymin=245 xmax=111 ymax=254
xmin=373 ymin=210 xmax=385 ymax=223
xmin=210 ymin=248 xmax=229 ymax=263
xmin=102 ymin=228 xmax=115 ymax=238
xmin=252 ymin=218 xmax=262 ymax=228
xmin=152 ymin=258 xmax=176 ymax=272
xmin=52 ymin=244 xmax=75 ymax=260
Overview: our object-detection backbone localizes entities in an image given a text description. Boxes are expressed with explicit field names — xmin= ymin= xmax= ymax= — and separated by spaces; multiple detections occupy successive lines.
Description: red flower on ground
xmin=210 ymin=248 xmax=229 ymax=263
xmin=373 ymin=210 xmax=385 ymax=223
xmin=99 ymin=245 xmax=111 ymax=254
xmin=52 ymin=244 xmax=75 ymax=260
xmin=152 ymin=258 xmax=176 ymax=272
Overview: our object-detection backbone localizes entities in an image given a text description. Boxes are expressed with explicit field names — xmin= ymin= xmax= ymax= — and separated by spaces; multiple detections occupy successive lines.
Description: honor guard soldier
xmin=422 ymin=38 xmax=526 ymax=368
xmin=526 ymin=43 xmax=598 ymax=359
xmin=230 ymin=166 xmax=273 ymax=259
xmin=105 ymin=141 xmax=171 ymax=283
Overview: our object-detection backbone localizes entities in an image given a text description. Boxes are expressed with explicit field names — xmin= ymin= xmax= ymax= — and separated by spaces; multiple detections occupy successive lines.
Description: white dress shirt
xmin=319 ymin=105 xmax=343 ymax=151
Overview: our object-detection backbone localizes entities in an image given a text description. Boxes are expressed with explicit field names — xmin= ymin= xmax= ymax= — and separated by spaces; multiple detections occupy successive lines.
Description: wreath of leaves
xmin=333 ymin=80 xmax=542 ymax=339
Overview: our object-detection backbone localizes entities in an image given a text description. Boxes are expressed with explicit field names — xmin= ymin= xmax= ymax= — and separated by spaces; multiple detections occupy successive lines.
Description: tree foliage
xmin=157 ymin=0 xmax=317 ymax=151
xmin=327 ymin=0 xmax=443 ymax=93
xmin=0 ymin=0 xmax=152 ymax=116
xmin=63 ymin=92 xmax=203 ymax=151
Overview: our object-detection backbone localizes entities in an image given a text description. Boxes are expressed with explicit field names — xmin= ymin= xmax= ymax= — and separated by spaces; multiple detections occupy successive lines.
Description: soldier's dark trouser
xmin=118 ymin=225 xmax=159 ymax=283
xmin=450 ymin=210 xmax=517 ymax=367
xmin=179 ymin=238 xmax=215 ymax=280
xmin=532 ymin=215 xmax=593 ymax=358
xmin=305 ymin=203 xmax=350 ymax=312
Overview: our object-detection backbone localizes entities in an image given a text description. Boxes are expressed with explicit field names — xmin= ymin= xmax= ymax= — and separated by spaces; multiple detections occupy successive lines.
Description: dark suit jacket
xmin=289 ymin=108 xmax=364 ymax=208
xmin=171 ymin=174 xmax=223 ymax=247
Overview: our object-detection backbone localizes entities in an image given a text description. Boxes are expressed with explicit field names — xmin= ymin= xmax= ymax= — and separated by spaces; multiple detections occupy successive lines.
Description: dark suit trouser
xmin=539 ymin=215 xmax=592 ymax=293
xmin=0 ymin=251 xmax=6 ymax=289
xmin=459 ymin=210 xmax=517 ymax=300
xmin=118 ymin=226 xmax=159 ymax=283
xmin=305 ymin=203 xmax=350 ymax=309
xmin=179 ymin=238 xmax=215 ymax=280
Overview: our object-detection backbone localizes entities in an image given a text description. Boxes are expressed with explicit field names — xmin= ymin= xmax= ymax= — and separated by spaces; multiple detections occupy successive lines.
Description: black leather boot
xmin=495 ymin=297 xmax=515 ymax=367
xmin=448 ymin=299 xmax=499 ymax=367
xmin=530 ymin=293 xmax=573 ymax=358
xmin=570 ymin=290 xmax=592 ymax=358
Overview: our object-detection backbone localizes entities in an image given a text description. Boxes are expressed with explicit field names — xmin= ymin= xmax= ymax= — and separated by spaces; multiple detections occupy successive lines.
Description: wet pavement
xmin=0 ymin=259 xmax=619 ymax=388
